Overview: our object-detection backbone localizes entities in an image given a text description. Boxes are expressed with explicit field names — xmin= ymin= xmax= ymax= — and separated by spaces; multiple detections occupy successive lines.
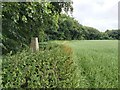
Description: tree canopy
xmin=2 ymin=2 xmax=73 ymax=54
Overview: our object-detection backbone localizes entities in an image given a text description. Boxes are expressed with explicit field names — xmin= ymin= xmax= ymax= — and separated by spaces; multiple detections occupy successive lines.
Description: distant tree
xmin=105 ymin=30 xmax=119 ymax=40
xmin=100 ymin=32 xmax=110 ymax=40
xmin=82 ymin=26 xmax=101 ymax=40
xmin=57 ymin=14 xmax=83 ymax=40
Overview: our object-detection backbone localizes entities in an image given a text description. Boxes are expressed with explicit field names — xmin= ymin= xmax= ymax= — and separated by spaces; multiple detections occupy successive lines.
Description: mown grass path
xmin=58 ymin=40 xmax=118 ymax=88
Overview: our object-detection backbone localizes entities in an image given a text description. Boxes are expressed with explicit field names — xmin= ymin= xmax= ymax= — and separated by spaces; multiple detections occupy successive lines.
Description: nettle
xmin=2 ymin=44 xmax=77 ymax=88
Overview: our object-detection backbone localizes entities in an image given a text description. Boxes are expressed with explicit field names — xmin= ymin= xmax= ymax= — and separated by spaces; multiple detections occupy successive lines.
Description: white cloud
xmin=72 ymin=0 xmax=119 ymax=32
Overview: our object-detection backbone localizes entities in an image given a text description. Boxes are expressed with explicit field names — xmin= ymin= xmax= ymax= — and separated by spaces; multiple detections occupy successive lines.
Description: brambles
xmin=2 ymin=43 xmax=77 ymax=88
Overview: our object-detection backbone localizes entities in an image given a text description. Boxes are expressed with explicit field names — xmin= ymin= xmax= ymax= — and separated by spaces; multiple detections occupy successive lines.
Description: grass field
xmin=58 ymin=40 xmax=118 ymax=88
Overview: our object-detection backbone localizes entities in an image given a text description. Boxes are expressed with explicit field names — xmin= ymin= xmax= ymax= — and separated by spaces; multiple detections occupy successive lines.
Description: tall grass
xmin=68 ymin=40 xmax=118 ymax=88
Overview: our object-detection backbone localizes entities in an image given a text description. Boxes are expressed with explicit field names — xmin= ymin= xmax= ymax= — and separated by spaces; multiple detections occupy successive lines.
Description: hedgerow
xmin=2 ymin=43 xmax=77 ymax=88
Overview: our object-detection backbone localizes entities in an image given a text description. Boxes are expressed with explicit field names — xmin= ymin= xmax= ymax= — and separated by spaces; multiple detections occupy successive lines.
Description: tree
xmin=2 ymin=2 xmax=73 ymax=54
xmin=105 ymin=29 xmax=119 ymax=40
xmin=57 ymin=14 xmax=83 ymax=40
xmin=82 ymin=26 xmax=101 ymax=40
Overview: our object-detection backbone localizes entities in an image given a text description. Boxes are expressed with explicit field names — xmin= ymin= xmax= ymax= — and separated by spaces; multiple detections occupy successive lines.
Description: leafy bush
xmin=2 ymin=43 xmax=77 ymax=88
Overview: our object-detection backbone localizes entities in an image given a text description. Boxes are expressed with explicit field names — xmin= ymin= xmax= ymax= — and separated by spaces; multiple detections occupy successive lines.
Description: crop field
xmin=58 ymin=40 xmax=118 ymax=88
xmin=2 ymin=40 xmax=118 ymax=88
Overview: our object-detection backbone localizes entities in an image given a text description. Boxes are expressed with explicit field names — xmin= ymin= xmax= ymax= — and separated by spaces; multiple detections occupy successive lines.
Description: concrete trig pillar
xmin=30 ymin=37 xmax=39 ymax=52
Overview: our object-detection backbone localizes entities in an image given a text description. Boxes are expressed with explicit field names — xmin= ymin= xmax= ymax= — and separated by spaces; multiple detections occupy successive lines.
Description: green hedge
xmin=2 ymin=44 xmax=77 ymax=88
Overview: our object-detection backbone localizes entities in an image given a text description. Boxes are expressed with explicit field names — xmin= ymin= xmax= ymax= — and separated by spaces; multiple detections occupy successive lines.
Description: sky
xmin=72 ymin=0 xmax=119 ymax=32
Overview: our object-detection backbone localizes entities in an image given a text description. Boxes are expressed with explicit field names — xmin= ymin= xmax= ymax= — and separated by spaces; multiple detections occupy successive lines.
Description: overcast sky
xmin=72 ymin=0 xmax=119 ymax=32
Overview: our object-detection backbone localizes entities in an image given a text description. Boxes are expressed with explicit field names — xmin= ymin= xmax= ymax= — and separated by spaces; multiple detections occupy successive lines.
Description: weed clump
xmin=2 ymin=43 xmax=77 ymax=88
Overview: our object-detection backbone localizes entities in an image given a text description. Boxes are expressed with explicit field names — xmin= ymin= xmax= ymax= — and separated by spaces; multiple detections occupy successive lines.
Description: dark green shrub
xmin=2 ymin=44 xmax=77 ymax=88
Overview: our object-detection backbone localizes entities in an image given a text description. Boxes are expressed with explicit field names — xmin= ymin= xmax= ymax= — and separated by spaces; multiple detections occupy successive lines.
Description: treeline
xmin=2 ymin=2 xmax=119 ymax=54
xmin=47 ymin=14 xmax=119 ymax=40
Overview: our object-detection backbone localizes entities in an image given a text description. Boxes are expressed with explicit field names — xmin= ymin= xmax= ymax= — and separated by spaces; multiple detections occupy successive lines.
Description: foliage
xmin=105 ymin=30 xmax=119 ymax=40
xmin=56 ymin=14 xmax=119 ymax=40
xmin=57 ymin=14 xmax=84 ymax=40
xmin=2 ymin=43 xmax=77 ymax=88
xmin=2 ymin=2 xmax=73 ymax=54
xmin=82 ymin=26 xmax=101 ymax=40
xmin=99 ymin=32 xmax=110 ymax=40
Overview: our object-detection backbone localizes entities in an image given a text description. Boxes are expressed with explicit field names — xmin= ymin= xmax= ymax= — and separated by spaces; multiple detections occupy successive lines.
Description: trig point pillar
xmin=30 ymin=37 xmax=39 ymax=52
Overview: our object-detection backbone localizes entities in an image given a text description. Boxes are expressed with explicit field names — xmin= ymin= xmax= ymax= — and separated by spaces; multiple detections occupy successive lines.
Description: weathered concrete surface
xmin=30 ymin=37 xmax=39 ymax=52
